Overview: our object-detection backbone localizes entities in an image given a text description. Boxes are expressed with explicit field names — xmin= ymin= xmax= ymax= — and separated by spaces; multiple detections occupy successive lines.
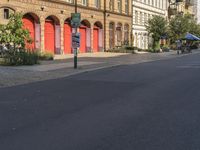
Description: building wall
xmin=193 ymin=0 xmax=200 ymax=24
xmin=132 ymin=0 xmax=168 ymax=50
xmin=197 ymin=0 xmax=200 ymax=24
xmin=0 ymin=0 xmax=132 ymax=54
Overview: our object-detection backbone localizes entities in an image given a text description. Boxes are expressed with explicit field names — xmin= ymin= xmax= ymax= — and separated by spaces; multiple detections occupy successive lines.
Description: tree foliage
xmin=0 ymin=13 xmax=38 ymax=65
xmin=145 ymin=15 xmax=167 ymax=50
xmin=168 ymin=14 xmax=200 ymax=43
xmin=0 ymin=13 xmax=32 ymax=50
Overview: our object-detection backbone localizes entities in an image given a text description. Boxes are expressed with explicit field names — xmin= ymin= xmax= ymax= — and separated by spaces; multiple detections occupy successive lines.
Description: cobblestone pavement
xmin=0 ymin=50 xmax=199 ymax=88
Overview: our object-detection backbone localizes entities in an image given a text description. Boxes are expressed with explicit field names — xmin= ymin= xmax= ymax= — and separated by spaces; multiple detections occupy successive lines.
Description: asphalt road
xmin=1 ymin=53 xmax=200 ymax=150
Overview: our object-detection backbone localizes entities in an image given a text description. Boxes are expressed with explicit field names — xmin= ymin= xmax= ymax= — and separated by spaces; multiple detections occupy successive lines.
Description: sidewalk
xmin=0 ymin=50 xmax=199 ymax=88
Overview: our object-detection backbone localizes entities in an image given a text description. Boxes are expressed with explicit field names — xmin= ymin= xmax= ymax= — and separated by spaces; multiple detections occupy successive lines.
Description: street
xmin=1 ymin=52 xmax=200 ymax=150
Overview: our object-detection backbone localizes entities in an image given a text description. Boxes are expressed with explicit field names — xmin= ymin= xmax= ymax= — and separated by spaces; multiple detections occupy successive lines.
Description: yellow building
xmin=0 ymin=0 xmax=132 ymax=55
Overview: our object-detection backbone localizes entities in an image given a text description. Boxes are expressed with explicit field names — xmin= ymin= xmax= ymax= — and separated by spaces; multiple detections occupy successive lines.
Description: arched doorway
xmin=116 ymin=23 xmax=122 ymax=47
xmin=22 ymin=13 xmax=40 ymax=50
xmin=93 ymin=21 xmax=103 ymax=52
xmin=109 ymin=22 xmax=115 ymax=49
xmin=64 ymin=18 xmax=72 ymax=54
xmin=45 ymin=16 xmax=60 ymax=54
xmin=79 ymin=20 xmax=91 ymax=53
xmin=124 ymin=24 xmax=129 ymax=46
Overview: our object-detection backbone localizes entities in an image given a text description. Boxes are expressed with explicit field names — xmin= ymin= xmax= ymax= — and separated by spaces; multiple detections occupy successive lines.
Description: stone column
xmin=40 ymin=17 xmax=45 ymax=52
xmin=90 ymin=24 xmax=94 ymax=52
xmin=60 ymin=20 xmax=64 ymax=55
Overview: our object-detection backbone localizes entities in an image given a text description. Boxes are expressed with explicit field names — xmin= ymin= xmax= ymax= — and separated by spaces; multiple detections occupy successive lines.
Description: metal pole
xmin=103 ymin=0 xmax=106 ymax=51
xmin=74 ymin=0 xmax=78 ymax=69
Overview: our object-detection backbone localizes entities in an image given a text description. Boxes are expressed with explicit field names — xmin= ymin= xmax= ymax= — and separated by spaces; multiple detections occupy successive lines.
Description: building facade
xmin=168 ymin=0 xmax=195 ymax=19
xmin=197 ymin=0 xmax=200 ymax=24
xmin=132 ymin=0 xmax=168 ymax=50
xmin=0 ymin=0 xmax=132 ymax=55
xmin=193 ymin=0 xmax=200 ymax=24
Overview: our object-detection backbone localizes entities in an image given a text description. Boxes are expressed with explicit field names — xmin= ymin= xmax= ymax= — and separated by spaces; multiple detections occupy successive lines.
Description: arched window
xmin=124 ymin=24 xmax=129 ymax=45
xmin=109 ymin=22 xmax=115 ymax=48
xmin=116 ymin=23 xmax=122 ymax=46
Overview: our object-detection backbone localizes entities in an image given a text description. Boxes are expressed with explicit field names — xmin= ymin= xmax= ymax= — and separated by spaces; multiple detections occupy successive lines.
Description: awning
xmin=184 ymin=33 xmax=200 ymax=41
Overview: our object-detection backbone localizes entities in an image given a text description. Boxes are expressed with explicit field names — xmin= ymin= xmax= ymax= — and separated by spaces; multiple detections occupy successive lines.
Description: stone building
xmin=168 ymin=0 xmax=195 ymax=19
xmin=0 ymin=0 xmax=132 ymax=55
xmin=132 ymin=0 xmax=168 ymax=50
xmin=193 ymin=0 xmax=200 ymax=24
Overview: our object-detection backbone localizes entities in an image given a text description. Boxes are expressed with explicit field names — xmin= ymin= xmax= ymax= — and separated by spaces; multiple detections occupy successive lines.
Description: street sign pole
xmin=74 ymin=0 xmax=78 ymax=69
xmin=74 ymin=29 xmax=78 ymax=69
xmin=71 ymin=0 xmax=80 ymax=69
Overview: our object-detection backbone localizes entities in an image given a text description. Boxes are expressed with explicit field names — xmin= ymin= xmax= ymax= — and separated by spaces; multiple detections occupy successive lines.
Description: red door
xmin=45 ymin=20 xmax=55 ymax=54
xmin=93 ymin=27 xmax=99 ymax=52
xmin=64 ymin=23 xmax=72 ymax=54
xmin=22 ymin=16 xmax=35 ymax=50
xmin=79 ymin=27 xmax=86 ymax=53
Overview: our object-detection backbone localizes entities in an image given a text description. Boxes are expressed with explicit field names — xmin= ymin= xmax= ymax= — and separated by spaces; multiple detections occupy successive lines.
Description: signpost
xmin=71 ymin=13 xmax=81 ymax=28
xmin=71 ymin=0 xmax=80 ymax=69
xmin=72 ymin=33 xmax=80 ymax=49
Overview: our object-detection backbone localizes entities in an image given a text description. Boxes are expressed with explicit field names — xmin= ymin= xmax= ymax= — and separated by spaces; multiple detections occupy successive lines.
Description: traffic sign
xmin=71 ymin=13 xmax=81 ymax=28
xmin=72 ymin=33 xmax=80 ymax=49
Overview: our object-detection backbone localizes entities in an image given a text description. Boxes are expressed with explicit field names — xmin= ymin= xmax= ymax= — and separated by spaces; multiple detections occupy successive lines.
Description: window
xmin=144 ymin=13 xmax=147 ymax=24
xmin=82 ymin=0 xmax=87 ymax=6
xmin=94 ymin=0 xmax=100 ymax=8
xmin=4 ymin=9 xmax=9 ymax=19
xmin=109 ymin=0 xmax=114 ymax=11
xmin=124 ymin=24 xmax=129 ymax=45
xmin=140 ymin=12 xmax=143 ymax=25
xmin=117 ymin=0 xmax=122 ymax=13
xmin=135 ymin=11 xmax=138 ymax=24
xmin=66 ymin=0 xmax=73 ymax=3
xmin=125 ymin=0 xmax=129 ymax=14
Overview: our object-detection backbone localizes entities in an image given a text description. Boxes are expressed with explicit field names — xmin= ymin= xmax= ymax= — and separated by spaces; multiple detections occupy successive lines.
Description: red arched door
xmin=64 ymin=23 xmax=72 ymax=54
xmin=93 ymin=26 xmax=99 ymax=52
xmin=79 ymin=27 xmax=86 ymax=53
xmin=22 ymin=15 xmax=35 ymax=50
xmin=45 ymin=20 xmax=55 ymax=54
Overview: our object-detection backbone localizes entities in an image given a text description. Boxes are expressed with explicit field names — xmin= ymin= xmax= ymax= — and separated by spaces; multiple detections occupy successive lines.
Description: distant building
xmin=168 ymin=0 xmax=195 ymax=19
xmin=0 ymin=0 xmax=132 ymax=55
xmin=193 ymin=0 xmax=200 ymax=24
xmin=132 ymin=0 xmax=168 ymax=50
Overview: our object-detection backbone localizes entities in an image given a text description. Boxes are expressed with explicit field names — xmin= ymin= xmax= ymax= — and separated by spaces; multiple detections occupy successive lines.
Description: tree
xmin=145 ymin=15 xmax=167 ymax=50
xmin=168 ymin=14 xmax=199 ymax=43
xmin=0 ymin=13 xmax=32 ymax=51
xmin=0 ymin=13 xmax=37 ymax=65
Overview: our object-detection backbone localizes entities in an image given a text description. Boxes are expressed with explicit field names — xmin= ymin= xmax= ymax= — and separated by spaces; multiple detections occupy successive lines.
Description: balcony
xmin=185 ymin=0 xmax=194 ymax=6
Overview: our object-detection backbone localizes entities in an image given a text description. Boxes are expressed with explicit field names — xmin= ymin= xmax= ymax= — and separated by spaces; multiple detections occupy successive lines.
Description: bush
xmin=170 ymin=43 xmax=177 ymax=50
xmin=38 ymin=52 xmax=54 ymax=60
xmin=190 ymin=43 xmax=199 ymax=49
xmin=162 ymin=45 xmax=170 ymax=52
xmin=2 ymin=49 xmax=39 ymax=65
xmin=125 ymin=46 xmax=137 ymax=50
xmin=148 ymin=48 xmax=160 ymax=53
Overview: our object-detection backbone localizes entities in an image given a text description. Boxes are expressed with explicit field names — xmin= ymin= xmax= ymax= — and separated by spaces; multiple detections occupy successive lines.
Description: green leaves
xmin=168 ymin=14 xmax=200 ymax=43
xmin=0 ymin=13 xmax=31 ymax=50
xmin=145 ymin=15 xmax=167 ymax=49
